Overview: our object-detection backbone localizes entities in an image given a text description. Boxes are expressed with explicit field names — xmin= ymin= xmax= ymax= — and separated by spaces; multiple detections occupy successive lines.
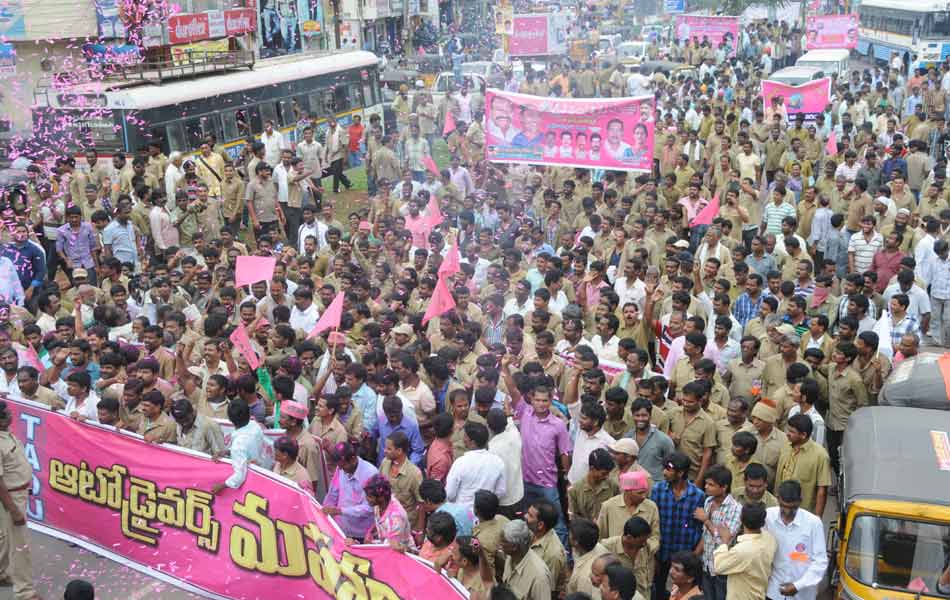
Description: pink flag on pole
xmin=229 ymin=323 xmax=261 ymax=371
xmin=423 ymin=155 xmax=440 ymax=177
xmin=424 ymin=195 xmax=444 ymax=229
xmin=825 ymin=131 xmax=837 ymax=156
xmin=422 ymin=276 xmax=457 ymax=325
xmin=438 ymin=241 xmax=461 ymax=278
xmin=23 ymin=346 xmax=45 ymax=373
xmin=443 ymin=111 xmax=456 ymax=136
xmin=235 ymin=256 xmax=277 ymax=288
xmin=308 ymin=292 xmax=345 ymax=338
xmin=690 ymin=194 xmax=720 ymax=227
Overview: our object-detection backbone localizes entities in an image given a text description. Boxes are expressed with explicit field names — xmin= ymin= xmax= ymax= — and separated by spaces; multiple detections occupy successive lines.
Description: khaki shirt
xmin=380 ymin=457 xmax=423 ymax=524
xmin=569 ymin=476 xmax=619 ymax=521
xmin=715 ymin=419 xmax=751 ymax=465
xmin=727 ymin=358 xmax=765 ymax=400
xmin=176 ymin=414 xmax=225 ymax=455
xmin=0 ymin=431 xmax=31 ymax=489
xmin=603 ymin=535 xmax=655 ymax=599
xmin=827 ymin=365 xmax=869 ymax=431
xmin=473 ymin=515 xmax=510 ymax=574
xmin=597 ymin=496 xmax=661 ymax=554
xmin=567 ymin=544 xmax=611 ymax=596
xmin=221 ymin=177 xmax=246 ymax=221
xmin=751 ymin=426 xmax=788 ymax=486
xmin=292 ymin=429 xmax=325 ymax=488
xmin=138 ymin=412 xmax=178 ymax=444
xmin=503 ymin=549 xmax=552 ymax=600
xmin=712 ymin=532 xmax=778 ymax=600
xmin=777 ymin=439 xmax=832 ymax=514
xmin=670 ymin=408 xmax=718 ymax=480
xmin=735 ymin=489 xmax=778 ymax=508
xmin=530 ymin=528 xmax=567 ymax=595
xmin=21 ymin=385 xmax=65 ymax=411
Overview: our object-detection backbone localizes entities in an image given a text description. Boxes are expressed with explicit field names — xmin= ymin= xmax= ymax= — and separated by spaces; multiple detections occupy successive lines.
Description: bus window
xmin=259 ymin=102 xmax=279 ymax=128
xmin=222 ymin=109 xmax=242 ymax=142
xmin=308 ymin=92 xmax=324 ymax=117
xmin=348 ymin=83 xmax=364 ymax=109
xmin=166 ymin=122 xmax=188 ymax=153
xmin=334 ymin=85 xmax=350 ymax=112
xmin=362 ymin=79 xmax=374 ymax=109
xmin=246 ymin=105 xmax=262 ymax=136
xmin=277 ymin=98 xmax=296 ymax=127
xmin=183 ymin=119 xmax=206 ymax=150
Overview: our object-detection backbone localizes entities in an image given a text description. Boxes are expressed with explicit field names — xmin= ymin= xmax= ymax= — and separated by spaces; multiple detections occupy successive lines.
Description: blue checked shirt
xmin=651 ymin=480 xmax=706 ymax=561
xmin=732 ymin=292 xmax=764 ymax=328
xmin=887 ymin=314 xmax=919 ymax=349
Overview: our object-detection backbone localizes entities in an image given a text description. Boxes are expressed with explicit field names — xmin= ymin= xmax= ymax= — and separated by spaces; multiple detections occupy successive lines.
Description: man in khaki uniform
xmin=501 ymin=519 xmax=552 ymax=600
xmin=670 ymin=381 xmax=718 ymax=485
xmin=0 ymin=401 xmax=37 ymax=599
xmin=137 ymin=391 xmax=178 ymax=444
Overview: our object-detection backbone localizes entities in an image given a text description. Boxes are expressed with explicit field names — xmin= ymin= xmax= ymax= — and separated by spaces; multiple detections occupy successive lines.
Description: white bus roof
xmin=859 ymin=0 xmax=950 ymax=11
xmin=799 ymin=49 xmax=850 ymax=61
xmin=43 ymin=50 xmax=380 ymax=111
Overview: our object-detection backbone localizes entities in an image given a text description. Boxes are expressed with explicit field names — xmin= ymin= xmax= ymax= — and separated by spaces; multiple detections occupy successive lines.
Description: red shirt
xmin=871 ymin=248 xmax=905 ymax=293
xmin=347 ymin=124 xmax=364 ymax=152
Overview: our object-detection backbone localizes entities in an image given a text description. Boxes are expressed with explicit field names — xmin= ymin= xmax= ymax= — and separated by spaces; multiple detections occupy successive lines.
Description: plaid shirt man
xmin=700 ymin=494 xmax=743 ymax=575
xmin=887 ymin=313 xmax=919 ymax=348
xmin=732 ymin=292 xmax=764 ymax=328
xmin=651 ymin=479 xmax=706 ymax=561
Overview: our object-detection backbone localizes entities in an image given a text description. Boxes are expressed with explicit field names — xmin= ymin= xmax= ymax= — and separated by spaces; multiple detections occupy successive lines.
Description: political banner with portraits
xmin=805 ymin=14 xmax=859 ymax=49
xmin=484 ymin=90 xmax=655 ymax=172
xmin=673 ymin=15 xmax=739 ymax=57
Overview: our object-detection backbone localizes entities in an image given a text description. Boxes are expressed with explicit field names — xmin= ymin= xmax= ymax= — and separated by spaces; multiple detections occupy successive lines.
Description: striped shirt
xmin=848 ymin=231 xmax=885 ymax=273
xmin=762 ymin=202 xmax=797 ymax=235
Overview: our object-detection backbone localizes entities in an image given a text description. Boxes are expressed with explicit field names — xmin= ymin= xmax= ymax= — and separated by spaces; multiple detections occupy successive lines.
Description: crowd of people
xmin=2 ymin=9 xmax=950 ymax=600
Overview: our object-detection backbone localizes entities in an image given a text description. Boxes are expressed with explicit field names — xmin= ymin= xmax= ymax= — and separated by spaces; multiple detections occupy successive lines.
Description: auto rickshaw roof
xmin=843 ymin=406 xmax=950 ymax=507
xmin=879 ymin=353 xmax=950 ymax=410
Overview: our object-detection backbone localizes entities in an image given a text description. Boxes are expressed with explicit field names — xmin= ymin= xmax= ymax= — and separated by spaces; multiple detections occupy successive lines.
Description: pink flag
xmin=308 ymin=292 xmax=344 ymax=338
xmin=424 ymin=195 xmax=444 ymax=229
xmin=23 ymin=346 xmax=45 ymax=373
xmin=422 ymin=276 xmax=457 ymax=325
xmin=423 ymin=155 xmax=440 ymax=177
xmin=229 ymin=323 xmax=261 ymax=371
xmin=690 ymin=194 xmax=720 ymax=227
xmin=438 ymin=241 xmax=461 ymax=278
xmin=235 ymin=256 xmax=277 ymax=288
xmin=825 ymin=131 xmax=837 ymax=156
xmin=443 ymin=111 xmax=456 ymax=136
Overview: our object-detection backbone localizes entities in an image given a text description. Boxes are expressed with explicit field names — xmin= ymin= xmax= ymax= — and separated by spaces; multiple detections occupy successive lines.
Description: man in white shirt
xmin=261 ymin=120 xmax=286 ymax=166
xmin=212 ymin=400 xmax=268 ymax=494
xmin=289 ymin=287 xmax=321 ymax=334
xmin=164 ymin=152 xmax=184 ymax=202
xmin=487 ymin=410 xmax=524 ymax=515
xmin=590 ymin=314 xmax=622 ymax=363
xmin=765 ymin=480 xmax=828 ymax=600
xmin=566 ymin=400 xmax=614 ymax=484
xmin=447 ymin=421 xmax=506 ymax=510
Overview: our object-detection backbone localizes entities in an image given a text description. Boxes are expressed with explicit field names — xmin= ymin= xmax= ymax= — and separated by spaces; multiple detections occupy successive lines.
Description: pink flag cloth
xmin=229 ymin=323 xmax=261 ymax=371
xmin=424 ymin=195 xmax=444 ymax=229
xmin=23 ymin=346 xmax=45 ymax=373
xmin=422 ymin=275 xmax=457 ymax=325
xmin=443 ymin=111 xmax=456 ymax=136
xmin=438 ymin=241 xmax=461 ymax=278
xmin=423 ymin=155 xmax=440 ymax=177
xmin=308 ymin=292 xmax=344 ymax=338
xmin=825 ymin=131 xmax=837 ymax=156
xmin=235 ymin=256 xmax=277 ymax=288
xmin=690 ymin=194 xmax=719 ymax=227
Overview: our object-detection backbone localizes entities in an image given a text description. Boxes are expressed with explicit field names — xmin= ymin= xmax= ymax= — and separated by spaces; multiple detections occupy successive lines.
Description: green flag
xmin=256 ymin=366 xmax=280 ymax=429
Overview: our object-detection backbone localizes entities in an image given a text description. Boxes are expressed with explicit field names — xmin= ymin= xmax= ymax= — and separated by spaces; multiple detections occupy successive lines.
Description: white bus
xmin=857 ymin=0 xmax=950 ymax=72
xmin=32 ymin=50 xmax=384 ymax=160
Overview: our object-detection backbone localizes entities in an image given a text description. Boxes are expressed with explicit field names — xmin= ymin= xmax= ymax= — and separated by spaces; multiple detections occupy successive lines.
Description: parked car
xmin=459 ymin=61 xmax=507 ymax=88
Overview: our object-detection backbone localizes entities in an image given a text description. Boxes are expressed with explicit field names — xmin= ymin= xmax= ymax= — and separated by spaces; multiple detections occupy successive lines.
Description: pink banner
xmin=7 ymin=397 xmax=467 ymax=600
xmin=805 ymin=14 xmax=859 ymax=49
xmin=673 ymin=15 xmax=739 ymax=57
xmin=509 ymin=15 xmax=548 ymax=56
xmin=760 ymin=77 xmax=832 ymax=117
xmin=484 ymin=90 xmax=655 ymax=172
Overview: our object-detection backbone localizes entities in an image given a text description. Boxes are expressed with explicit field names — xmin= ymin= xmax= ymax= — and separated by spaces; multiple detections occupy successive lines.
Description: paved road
xmin=0 ymin=531 xmax=201 ymax=600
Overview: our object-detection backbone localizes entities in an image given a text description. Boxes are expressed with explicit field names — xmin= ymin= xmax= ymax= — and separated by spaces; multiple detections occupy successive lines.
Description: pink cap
xmin=359 ymin=220 xmax=372 ymax=231
xmin=620 ymin=470 xmax=649 ymax=491
xmin=282 ymin=401 xmax=307 ymax=421
xmin=256 ymin=318 xmax=270 ymax=329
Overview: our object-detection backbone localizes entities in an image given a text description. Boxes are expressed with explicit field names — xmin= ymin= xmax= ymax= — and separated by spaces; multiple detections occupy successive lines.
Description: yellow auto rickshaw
xmin=830 ymin=406 xmax=950 ymax=599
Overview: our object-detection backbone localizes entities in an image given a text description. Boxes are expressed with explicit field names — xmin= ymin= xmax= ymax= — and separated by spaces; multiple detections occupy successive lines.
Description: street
xmin=0 ymin=531 xmax=201 ymax=600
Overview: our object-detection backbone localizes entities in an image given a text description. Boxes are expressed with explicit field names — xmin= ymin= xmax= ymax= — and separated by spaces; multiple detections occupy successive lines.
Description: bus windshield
xmin=845 ymin=515 xmax=950 ymax=597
